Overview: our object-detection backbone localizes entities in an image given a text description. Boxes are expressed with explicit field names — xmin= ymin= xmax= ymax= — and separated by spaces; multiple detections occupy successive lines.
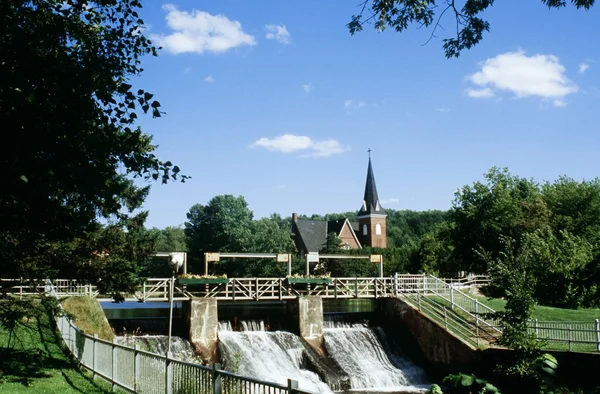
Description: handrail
xmin=47 ymin=281 xmax=318 ymax=394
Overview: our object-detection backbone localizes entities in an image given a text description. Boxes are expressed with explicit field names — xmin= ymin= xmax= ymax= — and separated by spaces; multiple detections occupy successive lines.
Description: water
xmin=323 ymin=322 xmax=428 ymax=392
xmin=218 ymin=321 xmax=334 ymax=393
xmin=218 ymin=319 xmax=428 ymax=393
xmin=115 ymin=335 xmax=202 ymax=364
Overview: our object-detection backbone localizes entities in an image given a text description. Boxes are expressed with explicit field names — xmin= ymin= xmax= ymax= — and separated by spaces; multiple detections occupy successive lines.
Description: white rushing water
xmin=323 ymin=322 xmax=428 ymax=392
xmin=218 ymin=321 xmax=334 ymax=393
xmin=115 ymin=335 xmax=202 ymax=364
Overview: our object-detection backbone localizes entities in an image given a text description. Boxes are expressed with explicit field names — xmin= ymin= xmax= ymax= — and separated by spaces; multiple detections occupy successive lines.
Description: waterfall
xmin=218 ymin=321 xmax=334 ymax=393
xmin=115 ymin=335 xmax=201 ymax=364
xmin=323 ymin=322 xmax=429 ymax=392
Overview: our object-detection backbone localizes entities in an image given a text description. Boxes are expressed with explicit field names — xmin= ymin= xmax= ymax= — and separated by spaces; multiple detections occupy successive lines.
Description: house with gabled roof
xmin=291 ymin=155 xmax=387 ymax=256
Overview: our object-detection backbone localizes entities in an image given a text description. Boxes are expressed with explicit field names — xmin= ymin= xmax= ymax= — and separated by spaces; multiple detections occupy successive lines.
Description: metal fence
xmin=417 ymin=275 xmax=600 ymax=352
xmin=55 ymin=310 xmax=316 ymax=393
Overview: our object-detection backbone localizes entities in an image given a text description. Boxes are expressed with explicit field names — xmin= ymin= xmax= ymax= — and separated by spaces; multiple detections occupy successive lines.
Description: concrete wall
xmin=186 ymin=298 xmax=219 ymax=363
xmin=377 ymin=297 xmax=481 ymax=376
xmin=289 ymin=296 xmax=325 ymax=355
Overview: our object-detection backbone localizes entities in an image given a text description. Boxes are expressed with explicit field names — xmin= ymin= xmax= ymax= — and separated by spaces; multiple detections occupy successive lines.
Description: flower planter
xmin=178 ymin=278 xmax=229 ymax=285
xmin=286 ymin=278 xmax=332 ymax=285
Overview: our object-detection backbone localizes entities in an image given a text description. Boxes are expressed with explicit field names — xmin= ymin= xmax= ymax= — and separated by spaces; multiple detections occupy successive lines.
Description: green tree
xmin=450 ymin=167 xmax=547 ymax=274
xmin=348 ymin=0 xmax=595 ymax=58
xmin=418 ymin=221 xmax=456 ymax=275
xmin=184 ymin=195 xmax=254 ymax=273
xmin=0 ymin=0 xmax=185 ymax=286
xmin=151 ymin=226 xmax=187 ymax=252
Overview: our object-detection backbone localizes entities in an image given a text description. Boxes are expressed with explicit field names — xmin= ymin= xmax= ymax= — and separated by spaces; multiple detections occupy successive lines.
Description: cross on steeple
xmin=367 ymin=148 xmax=371 ymax=158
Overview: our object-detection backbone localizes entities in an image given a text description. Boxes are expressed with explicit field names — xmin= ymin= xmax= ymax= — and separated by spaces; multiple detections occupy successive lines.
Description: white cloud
xmin=249 ymin=134 xmax=349 ymax=158
xmin=302 ymin=83 xmax=312 ymax=94
xmin=151 ymin=4 xmax=256 ymax=55
xmin=465 ymin=51 xmax=578 ymax=106
xmin=309 ymin=140 xmax=348 ymax=158
xmin=435 ymin=107 xmax=450 ymax=113
xmin=344 ymin=99 xmax=367 ymax=110
xmin=204 ymin=75 xmax=215 ymax=83
xmin=466 ymin=87 xmax=495 ymax=98
xmin=265 ymin=24 xmax=291 ymax=44
xmin=380 ymin=198 xmax=400 ymax=205
xmin=579 ymin=63 xmax=590 ymax=74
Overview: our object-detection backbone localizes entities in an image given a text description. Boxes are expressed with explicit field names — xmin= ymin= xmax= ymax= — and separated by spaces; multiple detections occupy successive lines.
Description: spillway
xmin=323 ymin=322 xmax=428 ymax=392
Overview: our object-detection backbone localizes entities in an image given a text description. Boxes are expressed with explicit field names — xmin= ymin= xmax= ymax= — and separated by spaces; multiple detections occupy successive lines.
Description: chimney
xmin=292 ymin=212 xmax=298 ymax=222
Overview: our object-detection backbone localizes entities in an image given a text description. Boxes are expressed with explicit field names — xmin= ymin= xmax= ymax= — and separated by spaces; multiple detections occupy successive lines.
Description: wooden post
xmin=305 ymin=255 xmax=309 ymax=276
xmin=393 ymin=272 xmax=398 ymax=296
xmin=287 ymin=254 xmax=292 ymax=277
xmin=450 ymin=287 xmax=454 ymax=310
xmin=204 ymin=253 xmax=209 ymax=276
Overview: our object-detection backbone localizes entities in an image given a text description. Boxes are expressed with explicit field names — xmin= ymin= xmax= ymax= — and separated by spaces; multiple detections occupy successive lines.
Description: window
xmin=362 ymin=224 xmax=368 ymax=235
xmin=376 ymin=223 xmax=382 ymax=235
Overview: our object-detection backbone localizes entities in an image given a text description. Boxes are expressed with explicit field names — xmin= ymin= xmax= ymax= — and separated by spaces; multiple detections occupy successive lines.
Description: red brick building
xmin=291 ymin=156 xmax=387 ymax=256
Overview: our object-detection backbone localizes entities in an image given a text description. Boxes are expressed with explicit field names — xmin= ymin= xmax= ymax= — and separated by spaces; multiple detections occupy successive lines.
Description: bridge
xmin=3 ymin=274 xmax=478 ymax=302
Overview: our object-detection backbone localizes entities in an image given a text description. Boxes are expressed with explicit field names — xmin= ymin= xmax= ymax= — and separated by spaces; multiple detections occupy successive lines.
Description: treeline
xmin=148 ymin=167 xmax=600 ymax=308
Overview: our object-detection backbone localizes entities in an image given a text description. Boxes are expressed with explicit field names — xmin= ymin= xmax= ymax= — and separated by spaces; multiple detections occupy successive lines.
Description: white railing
xmin=529 ymin=319 xmax=600 ymax=353
xmin=53 ymin=306 xmax=317 ymax=393
xmin=423 ymin=275 xmax=502 ymax=333
xmin=409 ymin=275 xmax=600 ymax=352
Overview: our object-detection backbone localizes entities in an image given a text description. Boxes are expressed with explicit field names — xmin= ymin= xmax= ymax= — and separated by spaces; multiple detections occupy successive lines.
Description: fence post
xmin=288 ymin=378 xmax=299 ymax=393
xmin=534 ymin=319 xmax=539 ymax=338
xmin=112 ymin=338 xmax=118 ymax=392
xmin=474 ymin=300 xmax=479 ymax=328
xmin=93 ymin=334 xmax=98 ymax=380
xmin=165 ymin=352 xmax=173 ymax=394
xmin=568 ymin=326 xmax=572 ymax=352
xmin=212 ymin=363 xmax=222 ymax=394
xmin=393 ymin=272 xmax=399 ymax=296
xmin=423 ymin=274 xmax=427 ymax=294
xmin=450 ymin=287 xmax=454 ymax=310
xmin=595 ymin=319 xmax=600 ymax=352
xmin=134 ymin=344 xmax=140 ymax=392
xmin=355 ymin=278 xmax=359 ymax=298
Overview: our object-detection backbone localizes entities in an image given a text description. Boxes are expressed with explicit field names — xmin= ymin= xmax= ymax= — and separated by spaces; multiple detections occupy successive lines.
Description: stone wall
xmin=289 ymin=296 xmax=325 ymax=355
xmin=186 ymin=298 xmax=219 ymax=363
xmin=377 ymin=297 xmax=482 ymax=379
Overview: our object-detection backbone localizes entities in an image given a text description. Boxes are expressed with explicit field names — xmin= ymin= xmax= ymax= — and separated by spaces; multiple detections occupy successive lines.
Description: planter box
xmin=286 ymin=278 xmax=332 ymax=285
xmin=178 ymin=278 xmax=229 ymax=285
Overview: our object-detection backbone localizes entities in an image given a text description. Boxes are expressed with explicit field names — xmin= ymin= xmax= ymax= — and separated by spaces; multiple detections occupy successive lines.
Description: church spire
xmin=359 ymin=150 xmax=386 ymax=217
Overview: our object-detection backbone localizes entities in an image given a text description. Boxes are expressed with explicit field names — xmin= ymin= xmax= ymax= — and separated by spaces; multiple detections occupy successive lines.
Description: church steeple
xmin=359 ymin=152 xmax=386 ymax=217
xmin=357 ymin=150 xmax=388 ymax=248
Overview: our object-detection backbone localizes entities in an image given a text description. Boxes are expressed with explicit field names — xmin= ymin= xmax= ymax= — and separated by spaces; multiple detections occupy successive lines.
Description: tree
xmin=151 ymin=226 xmax=187 ymax=252
xmin=449 ymin=167 xmax=546 ymax=274
xmin=0 ymin=1 xmax=186 ymax=285
xmin=348 ymin=0 xmax=595 ymax=58
xmin=184 ymin=195 xmax=254 ymax=273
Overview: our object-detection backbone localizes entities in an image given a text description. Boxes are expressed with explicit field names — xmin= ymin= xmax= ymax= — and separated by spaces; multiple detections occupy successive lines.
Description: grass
xmin=472 ymin=296 xmax=600 ymax=322
xmin=62 ymin=296 xmax=114 ymax=340
xmin=0 ymin=300 xmax=113 ymax=393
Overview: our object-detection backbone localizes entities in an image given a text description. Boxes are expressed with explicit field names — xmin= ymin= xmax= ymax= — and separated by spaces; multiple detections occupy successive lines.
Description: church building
xmin=291 ymin=155 xmax=387 ymax=256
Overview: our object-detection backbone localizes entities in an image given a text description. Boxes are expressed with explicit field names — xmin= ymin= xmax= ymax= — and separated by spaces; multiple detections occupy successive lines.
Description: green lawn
xmin=473 ymin=296 xmax=600 ymax=322
xmin=0 ymin=301 xmax=112 ymax=393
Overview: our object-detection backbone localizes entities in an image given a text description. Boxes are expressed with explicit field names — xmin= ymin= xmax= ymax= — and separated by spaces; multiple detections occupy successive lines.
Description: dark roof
xmin=294 ymin=220 xmax=327 ymax=253
xmin=358 ymin=157 xmax=386 ymax=217
xmin=293 ymin=219 xmax=361 ymax=253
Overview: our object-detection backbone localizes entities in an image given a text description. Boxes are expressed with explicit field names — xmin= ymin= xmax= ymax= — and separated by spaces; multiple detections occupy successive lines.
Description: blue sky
xmin=132 ymin=0 xmax=600 ymax=229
